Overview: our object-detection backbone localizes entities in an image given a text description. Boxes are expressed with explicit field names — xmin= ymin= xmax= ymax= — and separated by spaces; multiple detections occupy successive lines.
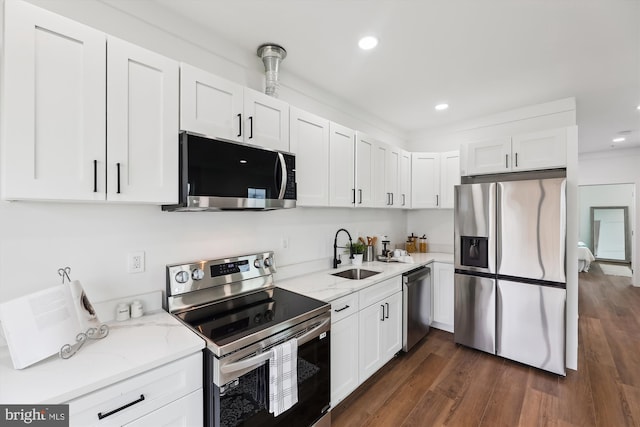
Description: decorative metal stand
xmin=57 ymin=266 xmax=109 ymax=360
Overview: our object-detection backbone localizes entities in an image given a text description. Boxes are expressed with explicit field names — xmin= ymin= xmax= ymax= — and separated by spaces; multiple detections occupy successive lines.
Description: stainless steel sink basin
xmin=331 ymin=268 xmax=381 ymax=280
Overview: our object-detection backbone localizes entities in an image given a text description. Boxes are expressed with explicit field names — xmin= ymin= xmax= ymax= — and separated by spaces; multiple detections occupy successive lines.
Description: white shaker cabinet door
xmin=358 ymin=301 xmax=384 ymax=383
xmin=2 ymin=0 xmax=106 ymax=201
xmin=439 ymin=150 xmax=460 ymax=209
xmin=124 ymin=389 xmax=203 ymax=427
xmin=106 ymin=37 xmax=179 ymax=204
xmin=511 ymin=128 xmax=567 ymax=172
xmin=372 ymin=142 xmax=389 ymax=207
xmin=355 ymin=132 xmax=375 ymax=207
xmin=386 ymin=146 xmax=401 ymax=208
xmin=330 ymin=314 xmax=359 ymax=407
xmin=179 ymin=63 xmax=243 ymax=142
xmin=464 ymin=137 xmax=512 ymax=175
xmin=433 ymin=262 xmax=455 ymax=332
xmin=411 ymin=152 xmax=440 ymax=208
xmin=329 ymin=123 xmax=356 ymax=207
xmin=381 ymin=292 xmax=403 ymax=361
xmin=290 ymin=107 xmax=330 ymax=206
xmin=243 ymin=88 xmax=290 ymax=152
xmin=399 ymin=150 xmax=412 ymax=208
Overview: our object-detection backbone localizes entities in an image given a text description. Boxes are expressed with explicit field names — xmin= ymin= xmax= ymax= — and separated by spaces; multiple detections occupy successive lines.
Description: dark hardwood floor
xmin=331 ymin=263 xmax=640 ymax=426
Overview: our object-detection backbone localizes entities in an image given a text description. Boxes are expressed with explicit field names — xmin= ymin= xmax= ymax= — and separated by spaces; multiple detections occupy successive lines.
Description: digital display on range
xmin=211 ymin=260 xmax=250 ymax=277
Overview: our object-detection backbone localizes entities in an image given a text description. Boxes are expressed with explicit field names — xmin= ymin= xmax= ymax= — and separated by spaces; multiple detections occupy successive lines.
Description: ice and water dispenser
xmin=460 ymin=236 xmax=489 ymax=269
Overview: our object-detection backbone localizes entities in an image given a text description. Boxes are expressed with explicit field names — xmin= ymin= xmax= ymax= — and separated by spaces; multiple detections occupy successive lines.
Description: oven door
xmin=205 ymin=314 xmax=330 ymax=427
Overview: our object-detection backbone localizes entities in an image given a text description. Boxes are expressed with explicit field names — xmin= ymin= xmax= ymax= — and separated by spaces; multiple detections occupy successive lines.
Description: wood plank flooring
xmin=331 ymin=263 xmax=640 ymax=426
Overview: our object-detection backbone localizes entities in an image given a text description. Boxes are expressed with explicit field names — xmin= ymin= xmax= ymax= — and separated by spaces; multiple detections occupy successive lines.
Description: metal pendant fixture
xmin=257 ymin=43 xmax=287 ymax=98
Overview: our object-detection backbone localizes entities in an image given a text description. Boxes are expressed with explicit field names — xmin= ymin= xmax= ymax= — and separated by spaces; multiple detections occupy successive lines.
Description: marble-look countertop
xmin=0 ymin=311 xmax=205 ymax=404
xmin=278 ymin=252 xmax=453 ymax=302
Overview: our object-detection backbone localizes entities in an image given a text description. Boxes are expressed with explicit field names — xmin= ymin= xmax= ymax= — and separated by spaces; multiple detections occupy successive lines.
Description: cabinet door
xmin=179 ymin=63 xmax=243 ymax=142
xmin=386 ymin=146 xmax=401 ymax=208
xmin=381 ymin=292 xmax=402 ymax=362
xmin=124 ymin=389 xmax=203 ymax=427
xmin=372 ymin=142 xmax=389 ymax=207
xmin=355 ymin=132 xmax=375 ymax=207
xmin=329 ymin=123 xmax=356 ymax=207
xmin=511 ymin=128 xmax=567 ymax=171
xmin=439 ymin=150 xmax=460 ymax=209
xmin=399 ymin=150 xmax=412 ymax=208
xmin=433 ymin=262 xmax=455 ymax=332
xmin=465 ymin=137 xmax=512 ymax=175
xmin=290 ymin=108 xmax=330 ymax=206
xmin=331 ymin=314 xmax=359 ymax=407
xmin=243 ymin=88 xmax=289 ymax=152
xmin=411 ymin=152 xmax=440 ymax=208
xmin=358 ymin=301 xmax=384 ymax=383
xmin=2 ymin=0 xmax=106 ymax=201
xmin=107 ymin=37 xmax=179 ymax=204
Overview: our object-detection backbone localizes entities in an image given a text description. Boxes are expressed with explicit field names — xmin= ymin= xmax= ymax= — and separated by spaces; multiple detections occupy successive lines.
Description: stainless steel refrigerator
xmin=454 ymin=175 xmax=567 ymax=375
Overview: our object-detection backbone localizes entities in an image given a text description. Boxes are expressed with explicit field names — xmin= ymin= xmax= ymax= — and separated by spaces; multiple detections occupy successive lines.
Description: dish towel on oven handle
xmin=268 ymin=338 xmax=298 ymax=416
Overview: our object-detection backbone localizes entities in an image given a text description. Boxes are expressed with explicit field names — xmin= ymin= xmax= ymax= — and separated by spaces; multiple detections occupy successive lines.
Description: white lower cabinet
xmin=330 ymin=293 xmax=359 ymax=407
xmin=358 ymin=277 xmax=402 ymax=384
xmin=67 ymin=352 xmax=202 ymax=427
xmin=432 ymin=262 xmax=455 ymax=332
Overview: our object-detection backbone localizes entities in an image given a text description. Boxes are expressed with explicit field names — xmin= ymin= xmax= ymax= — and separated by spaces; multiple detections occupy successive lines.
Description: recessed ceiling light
xmin=637 ymin=105 xmax=640 ymax=110
xmin=358 ymin=36 xmax=378 ymax=50
xmin=435 ymin=103 xmax=449 ymax=111
xmin=612 ymin=137 xmax=626 ymax=143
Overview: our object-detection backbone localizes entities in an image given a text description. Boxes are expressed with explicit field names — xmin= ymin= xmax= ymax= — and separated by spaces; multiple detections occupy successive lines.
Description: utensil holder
xmin=363 ymin=245 xmax=375 ymax=261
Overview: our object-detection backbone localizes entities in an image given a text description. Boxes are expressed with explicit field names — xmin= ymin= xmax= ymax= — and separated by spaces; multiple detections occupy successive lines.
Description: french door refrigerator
xmin=454 ymin=176 xmax=567 ymax=375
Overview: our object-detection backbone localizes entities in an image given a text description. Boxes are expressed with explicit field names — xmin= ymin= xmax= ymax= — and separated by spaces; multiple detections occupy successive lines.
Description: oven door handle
xmin=220 ymin=317 xmax=330 ymax=375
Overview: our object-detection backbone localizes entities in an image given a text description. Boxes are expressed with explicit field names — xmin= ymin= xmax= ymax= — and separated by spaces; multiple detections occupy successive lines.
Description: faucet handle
xmin=337 ymin=254 xmax=342 ymax=265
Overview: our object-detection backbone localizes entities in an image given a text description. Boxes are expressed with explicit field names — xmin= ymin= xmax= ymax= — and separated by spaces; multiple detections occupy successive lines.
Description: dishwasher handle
xmin=403 ymin=266 xmax=431 ymax=284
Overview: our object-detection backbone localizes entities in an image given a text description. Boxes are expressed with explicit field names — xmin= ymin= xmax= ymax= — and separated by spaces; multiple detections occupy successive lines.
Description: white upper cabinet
xmin=399 ymin=150 xmax=412 ymax=208
xmin=355 ymin=132 xmax=375 ymax=207
xmin=243 ymin=88 xmax=290 ymax=152
xmin=511 ymin=128 xmax=567 ymax=171
xmin=411 ymin=151 xmax=459 ymax=209
xmin=329 ymin=123 xmax=356 ymax=207
xmin=411 ymin=152 xmax=440 ymax=208
xmin=461 ymin=128 xmax=567 ymax=176
xmin=385 ymin=145 xmax=401 ymax=208
xmin=289 ymin=107 xmax=330 ymax=206
xmin=2 ymin=1 xmax=178 ymax=204
xmin=106 ymin=37 xmax=179 ymax=204
xmin=372 ymin=142 xmax=388 ymax=207
xmin=439 ymin=150 xmax=461 ymax=209
xmin=179 ymin=66 xmax=289 ymax=151
xmin=463 ymin=137 xmax=512 ymax=176
xmin=179 ymin=63 xmax=243 ymax=143
xmin=2 ymin=0 xmax=106 ymax=201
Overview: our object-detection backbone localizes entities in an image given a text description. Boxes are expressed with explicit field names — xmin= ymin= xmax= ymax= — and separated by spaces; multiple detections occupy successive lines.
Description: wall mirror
xmin=590 ymin=206 xmax=630 ymax=262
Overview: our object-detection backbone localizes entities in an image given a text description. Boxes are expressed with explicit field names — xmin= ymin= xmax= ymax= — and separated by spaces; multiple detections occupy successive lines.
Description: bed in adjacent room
xmin=578 ymin=241 xmax=595 ymax=272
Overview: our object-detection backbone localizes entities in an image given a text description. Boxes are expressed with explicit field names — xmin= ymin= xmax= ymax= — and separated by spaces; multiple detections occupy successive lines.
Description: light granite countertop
xmin=278 ymin=252 xmax=453 ymax=302
xmin=0 ymin=310 xmax=205 ymax=404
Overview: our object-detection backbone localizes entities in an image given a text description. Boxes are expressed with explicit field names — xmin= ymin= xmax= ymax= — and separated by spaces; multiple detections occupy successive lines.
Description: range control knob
xmin=191 ymin=268 xmax=205 ymax=280
xmin=263 ymin=257 xmax=272 ymax=268
xmin=254 ymin=259 xmax=262 ymax=268
xmin=175 ymin=270 xmax=190 ymax=284
xmin=264 ymin=310 xmax=274 ymax=321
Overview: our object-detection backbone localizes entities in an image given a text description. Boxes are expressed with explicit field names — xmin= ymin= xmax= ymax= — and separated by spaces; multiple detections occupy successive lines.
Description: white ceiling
xmin=131 ymin=1 xmax=639 ymax=153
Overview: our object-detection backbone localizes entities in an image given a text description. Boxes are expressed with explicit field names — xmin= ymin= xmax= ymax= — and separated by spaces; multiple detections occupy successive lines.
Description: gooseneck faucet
xmin=333 ymin=228 xmax=354 ymax=268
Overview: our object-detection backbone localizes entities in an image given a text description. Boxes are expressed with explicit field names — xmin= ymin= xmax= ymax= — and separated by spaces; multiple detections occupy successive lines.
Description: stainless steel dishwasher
xmin=402 ymin=265 xmax=432 ymax=352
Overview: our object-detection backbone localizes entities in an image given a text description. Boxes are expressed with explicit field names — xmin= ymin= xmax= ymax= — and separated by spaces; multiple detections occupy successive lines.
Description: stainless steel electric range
xmin=166 ymin=252 xmax=331 ymax=427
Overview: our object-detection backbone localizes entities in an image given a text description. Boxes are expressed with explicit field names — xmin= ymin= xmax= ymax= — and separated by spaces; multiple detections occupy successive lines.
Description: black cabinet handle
xmin=385 ymin=302 xmax=389 ymax=319
xmin=352 ymin=188 xmax=356 ymax=204
xmin=249 ymin=116 xmax=253 ymax=139
xmin=380 ymin=305 xmax=385 ymax=321
xmin=358 ymin=189 xmax=362 ymax=204
xmin=391 ymin=193 xmax=394 ymax=205
xmin=505 ymin=154 xmax=509 ymax=169
xmin=93 ymin=160 xmax=97 ymax=192
xmin=515 ymin=152 xmax=518 ymax=167
xmin=98 ymin=394 xmax=145 ymax=420
xmin=436 ymin=194 xmax=439 ymax=207
xmin=116 ymin=163 xmax=121 ymax=194
xmin=402 ymin=194 xmax=406 ymax=206
xmin=237 ymin=113 xmax=242 ymax=137
xmin=334 ymin=305 xmax=350 ymax=313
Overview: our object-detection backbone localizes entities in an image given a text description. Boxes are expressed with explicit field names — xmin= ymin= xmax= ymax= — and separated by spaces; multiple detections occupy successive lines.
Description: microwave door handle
xmin=277 ymin=152 xmax=287 ymax=199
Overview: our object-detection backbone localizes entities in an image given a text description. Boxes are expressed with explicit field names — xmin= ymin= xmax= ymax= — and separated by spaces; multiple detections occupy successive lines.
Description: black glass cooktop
xmin=178 ymin=288 xmax=328 ymax=350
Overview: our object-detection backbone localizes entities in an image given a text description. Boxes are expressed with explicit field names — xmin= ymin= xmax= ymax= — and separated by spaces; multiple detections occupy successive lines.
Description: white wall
xmin=578 ymin=147 xmax=640 ymax=287
xmin=0 ymin=0 xmax=409 ymax=304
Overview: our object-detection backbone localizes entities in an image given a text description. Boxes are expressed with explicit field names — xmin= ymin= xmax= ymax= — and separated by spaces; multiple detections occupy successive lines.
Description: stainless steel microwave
xmin=162 ymin=133 xmax=296 ymax=211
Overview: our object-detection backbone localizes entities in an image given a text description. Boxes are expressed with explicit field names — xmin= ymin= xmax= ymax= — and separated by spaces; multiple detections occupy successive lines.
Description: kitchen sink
xmin=331 ymin=268 xmax=381 ymax=280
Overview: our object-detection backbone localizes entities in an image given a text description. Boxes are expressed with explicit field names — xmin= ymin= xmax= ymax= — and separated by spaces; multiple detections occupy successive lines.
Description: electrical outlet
xmin=127 ymin=251 xmax=145 ymax=273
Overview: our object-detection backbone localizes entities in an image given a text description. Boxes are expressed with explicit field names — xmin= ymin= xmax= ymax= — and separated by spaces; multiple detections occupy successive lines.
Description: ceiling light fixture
xmin=637 ymin=105 xmax=640 ymax=110
xmin=612 ymin=137 xmax=626 ymax=143
xmin=358 ymin=36 xmax=378 ymax=50
xmin=435 ymin=103 xmax=449 ymax=111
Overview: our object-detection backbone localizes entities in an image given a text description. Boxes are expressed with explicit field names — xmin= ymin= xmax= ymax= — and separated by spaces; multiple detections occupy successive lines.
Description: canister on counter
xmin=406 ymin=233 xmax=417 ymax=253
xmin=419 ymin=235 xmax=428 ymax=253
